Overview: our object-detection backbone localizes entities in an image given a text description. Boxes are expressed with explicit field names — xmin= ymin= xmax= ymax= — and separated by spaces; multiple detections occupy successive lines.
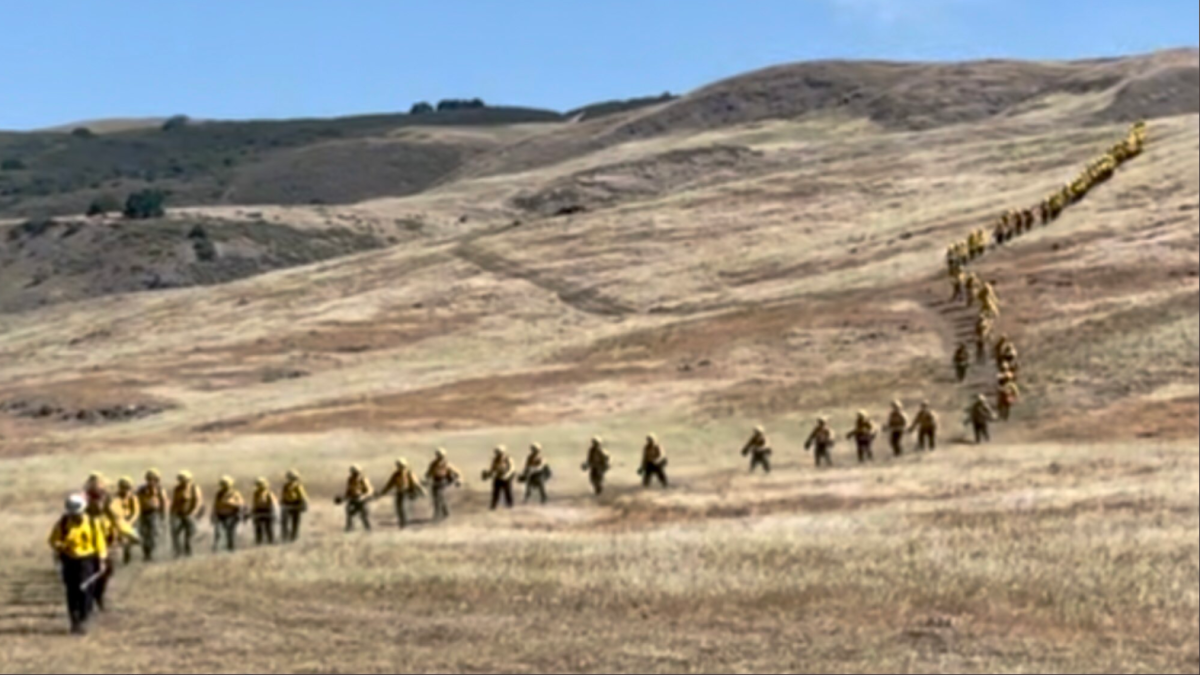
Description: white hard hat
xmin=65 ymin=493 xmax=87 ymax=515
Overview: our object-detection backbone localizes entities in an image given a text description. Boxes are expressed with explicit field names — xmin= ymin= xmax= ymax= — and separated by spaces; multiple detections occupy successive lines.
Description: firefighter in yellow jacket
xmin=136 ymin=469 xmax=169 ymax=561
xmin=250 ymin=478 xmax=278 ymax=545
xmin=582 ymin=437 xmax=611 ymax=495
xmin=380 ymin=458 xmax=425 ymax=528
xmin=639 ymin=434 xmax=668 ymax=488
xmin=170 ymin=470 xmax=203 ymax=558
xmin=279 ymin=469 xmax=308 ymax=543
xmin=519 ymin=444 xmax=552 ymax=504
xmin=48 ymin=494 xmax=109 ymax=635
xmin=212 ymin=476 xmax=244 ymax=552
xmin=482 ymin=446 xmax=517 ymax=509
xmin=426 ymin=448 xmax=462 ymax=522
xmin=886 ymin=401 xmax=908 ymax=456
xmin=741 ymin=426 xmax=772 ymax=473
xmin=846 ymin=410 xmax=877 ymax=463
xmin=114 ymin=477 xmax=140 ymax=565
xmin=909 ymin=402 xmax=939 ymax=451
xmin=339 ymin=465 xmax=373 ymax=532
xmin=804 ymin=417 xmax=835 ymax=467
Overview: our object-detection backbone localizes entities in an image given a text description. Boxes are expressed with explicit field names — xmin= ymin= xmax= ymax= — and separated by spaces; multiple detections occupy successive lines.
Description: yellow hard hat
xmin=395 ymin=457 xmax=408 ymax=467
xmin=285 ymin=469 xmax=300 ymax=480
xmin=590 ymin=436 xmax=602 ymax=445
xmin=856 ymin=409 xmax=867 ymax=418
xmin=146 ymin=468 xmax=161 ymax=480
xmin=178 ymin=470 xmax=193 ymax=481
xmin=434 ymin=447 xmax=446 ymax=458
xmin=255 ymin=477 xmax=268 ymax=487
xmin=753 ymin=425 xmax=764 ymax=434
xmin=118 ymin=476 xmax=133 ymax=489
xmin=530 ymin=443 xmax=542 ymax=452
xmin=646 ymin=433 xmax=658 ymax=443
xmin=494 ymin=445 xmax=506 ymax=454
xmin=349 ymin=464 xmax=361 ymax=474
xmin=219 ymin=475 xmax=233 ymax=487
xmin=891 ymin=400 xmax=903 ymax=409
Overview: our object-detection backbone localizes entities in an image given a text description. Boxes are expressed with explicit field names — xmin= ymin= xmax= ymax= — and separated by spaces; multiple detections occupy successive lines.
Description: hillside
xmin=0 ymin=50 xmax=1197 ymax=673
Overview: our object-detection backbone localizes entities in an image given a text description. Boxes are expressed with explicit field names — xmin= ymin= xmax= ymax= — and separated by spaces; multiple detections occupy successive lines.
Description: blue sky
xmin=1 ymin=0 xmax=1196 ymax=130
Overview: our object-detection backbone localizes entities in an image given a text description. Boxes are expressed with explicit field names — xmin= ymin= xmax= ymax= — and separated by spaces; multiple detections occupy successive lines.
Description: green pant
xmin=170 ymin=514 xmax=196 ymax=557
xmin=138 ymin=511 xmax=163 ymax=561
xmin=393 ymin=495 xmax=409 ymax=529
xmin=345 ymin=500 xmax=371 ymax=532
xmin=280 ymin=507 xmax=303 ymax=542
xmin=216 ymin=515 xmax=239 ymax=551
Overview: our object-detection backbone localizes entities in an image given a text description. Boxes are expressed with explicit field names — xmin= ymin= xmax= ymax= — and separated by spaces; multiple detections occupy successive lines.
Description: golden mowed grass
xmin=1 ymin=106 xmax=1198 ymax=673
xmin=0 ymin=428 xmax=1197 ymax=673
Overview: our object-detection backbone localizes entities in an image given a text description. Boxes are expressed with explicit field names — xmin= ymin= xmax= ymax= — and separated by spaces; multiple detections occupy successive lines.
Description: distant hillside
xmin=455 ymin=49 xmax=1199 ymax=181
xmin=1 ymin=50 xmax=1195 ymax=218
xmin=0 ymin=215 xmax=387 ymax=313
xmin=0 ymin=106 xmax=563 ymax=218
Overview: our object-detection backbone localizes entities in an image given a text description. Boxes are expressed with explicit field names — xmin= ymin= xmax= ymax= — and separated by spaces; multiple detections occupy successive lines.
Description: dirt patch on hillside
xmin=192 ymin=364 xmax=656 ymax=434
xmin=1035 ymin=395 xmax=1200 ymax=442
xmin=0 ymin=375 xmax=173 ymax=427
xmin=510 ymin=145 xmax=764 ymax=216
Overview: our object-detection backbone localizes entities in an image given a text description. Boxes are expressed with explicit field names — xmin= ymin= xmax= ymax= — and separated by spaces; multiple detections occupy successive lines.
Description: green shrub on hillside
xmin=123 ymin=189 xmax=167 ymax=219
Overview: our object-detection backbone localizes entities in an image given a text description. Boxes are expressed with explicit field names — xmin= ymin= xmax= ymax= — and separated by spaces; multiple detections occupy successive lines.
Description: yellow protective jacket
xmin=585 ymin=445 xmax=610 ymax=471
xmin=213 ymin=487 xmax=244 ymax=518
xmin=382 ymin=468 xmax=425 ymax=497
xmin=137 ymin=483 xmax=169 ymax=514
xmin=910 ymin=409 xmax=939 ymax=432
xmin=344 ymin=474 xmax=373 ymax=500
xmin=426 ymin=458 xmax=461 ymax=484
xmin=483 ymin=453 xmax=516 ymax=481
xmin=805 ymin=424 xmax=834 ymax=448
xmin=170 ymin=482 xmax=203 ymax=517
xmin=115 ymin=491 xmax=140 ymax=527
xmin=48 ymin=515 xmax=108 ymax=559
xmin=642 ymin=441 xmax=665 ymax=466
xmin=251 ymin=487 xmax=278 ymax=515
xmin=280 ymin=480 xmax=308 ymax=509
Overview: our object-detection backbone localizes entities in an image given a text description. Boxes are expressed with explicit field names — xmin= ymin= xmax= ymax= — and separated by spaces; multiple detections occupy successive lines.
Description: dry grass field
xmin=1 ymin=51 xmax=1198 ymax=673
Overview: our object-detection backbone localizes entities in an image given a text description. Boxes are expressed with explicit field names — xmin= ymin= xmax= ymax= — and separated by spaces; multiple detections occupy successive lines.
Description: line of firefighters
xmin=943 ymin=120 xmax=1147 ymax=422
xmin=45 ymin=120 xmax=1150 ymax=636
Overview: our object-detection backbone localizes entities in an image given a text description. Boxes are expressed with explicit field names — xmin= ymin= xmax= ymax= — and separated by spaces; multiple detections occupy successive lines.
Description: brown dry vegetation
xmin=1 ymin=51 xmax=1198 ymax=673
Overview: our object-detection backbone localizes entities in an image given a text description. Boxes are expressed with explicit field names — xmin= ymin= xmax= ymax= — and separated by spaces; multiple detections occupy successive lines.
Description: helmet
xmin=286 ymin=469 xmax=300 ymax=480
xmin=219 ymin=475 xmax=233 ymax=488
xmin=65 ymin=494 xmax=87 ymax=516
xmin=255 ymin=477 xmax=268 ymax=487
xmin=646 ymin=433 xmax=657 ymax=443
xmin=817 ymin=416 xmax=828 ymax=424
xmin=530 ymin=443 xmax=542 ymax=453
xmin=856 ymin=409 xmax=867 ymax=419
xmin=590 ymin=436 xmax=602 ymax=446
xmin=177 ymin=470 xmax=193 ymax=482
xmin=146 ymin=468 xmax=161 ymax=481
xmin=434 ymin=448 xmax=446 ymax=458
xmin=753 ymin=425 xmax=764 ymax=434
xmin=349 ymin=464 xmax=361 ymax=475
xmin=494 ymin=445 xmax=506 ymax=455
xmin=395 ymin=457 xmax=408 ymax=467
xmin=977 ymin=394 xmax=987 ymax=401
xmin=891 ymin=400 xmax=902 ymax=409
xmin=118 ymin=477 xmax=133 ymax=489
